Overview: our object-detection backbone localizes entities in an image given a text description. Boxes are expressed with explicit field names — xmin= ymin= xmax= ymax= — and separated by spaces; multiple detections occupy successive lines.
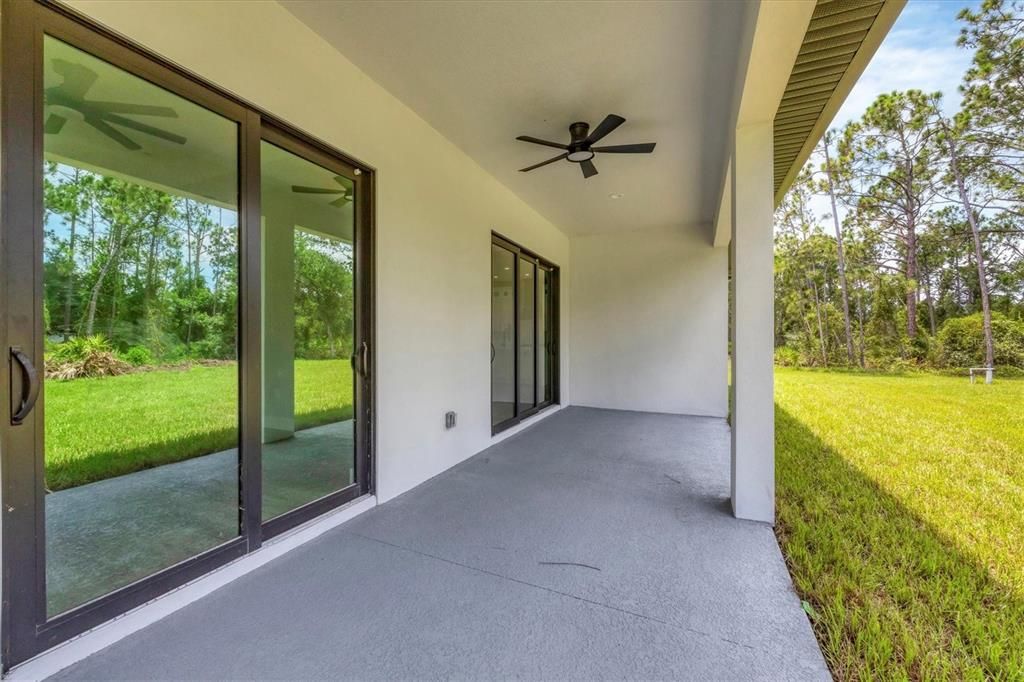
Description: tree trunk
xmin=184 ymin=202 xmax=195 ymax=349
xmin=809 ymin=277 xmax=828 ymax=367
xmin=63 ymin=210 xmax=78 ymax=341
xmin=926 ymin=278 xmax=938 ymax=337
xmin=822 ymin=134 xmax=855 ymax=365
xmin=84 ymin=225 xmax=124 ymax=336
xmin=856 ymin=288 xmax=867 ymax=368
xmin=905 ymin=224 xmax=918 ymax=339
xmin=144 ymin=229 xmax=158 ymax=318
xmin=107 ymin=274 xmax=118 ymax=339
xmin=945 ymin=129 xmax=995 ymax=371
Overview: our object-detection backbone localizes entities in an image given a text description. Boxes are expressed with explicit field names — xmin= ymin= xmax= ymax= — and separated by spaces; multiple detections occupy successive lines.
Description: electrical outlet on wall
xmin=444 ymin=411 xmax=457 ymax=429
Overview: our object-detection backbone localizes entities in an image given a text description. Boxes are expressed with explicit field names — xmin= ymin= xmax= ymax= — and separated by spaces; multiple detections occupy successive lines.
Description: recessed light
xmin=609 ymin=193 xmax=624 ymax=200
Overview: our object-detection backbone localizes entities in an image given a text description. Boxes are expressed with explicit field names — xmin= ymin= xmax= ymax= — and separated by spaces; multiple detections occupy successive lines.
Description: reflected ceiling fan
xmin=292 ymin=175 xmax=353 ymax=208
xmin=516 ymin=114 xmax=656 ymax=179
xmin=44 ymin=59 xmax=187 ymax=151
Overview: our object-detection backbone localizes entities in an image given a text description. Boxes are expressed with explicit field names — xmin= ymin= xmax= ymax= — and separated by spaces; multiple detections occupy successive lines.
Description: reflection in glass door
xmin=2 ymin=3 xmax=374 ymax=665
xmin=40 ymin=36 xmax=241 ymax=616
xmin=518 ymin=258 xmax=536 ymax=414
xmin=491 ymin=245 xmax=516 ymax=426
xmin=260 ymin=139 xmax=358 ymax=522
xmin=538 ymin=266 xmax=555 ymax=405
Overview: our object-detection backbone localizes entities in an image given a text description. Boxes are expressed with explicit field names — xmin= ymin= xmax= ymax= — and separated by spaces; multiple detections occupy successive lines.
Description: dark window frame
xmin=0 ymin=0 xmax=376 ymax=667
xmin=491 ymin=232 xmax=559 ymax=435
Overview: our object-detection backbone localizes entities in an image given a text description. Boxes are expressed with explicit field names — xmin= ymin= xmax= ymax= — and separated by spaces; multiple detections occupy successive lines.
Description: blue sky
xmin=831 ymin=0 xmax=980 ymax=128
xmin=796 ymin=1 xmax=981 ymax=223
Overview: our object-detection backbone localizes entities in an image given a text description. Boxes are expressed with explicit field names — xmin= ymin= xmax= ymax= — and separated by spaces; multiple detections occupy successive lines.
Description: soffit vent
xmin=773 ymin=0 xmax=893 ymax=198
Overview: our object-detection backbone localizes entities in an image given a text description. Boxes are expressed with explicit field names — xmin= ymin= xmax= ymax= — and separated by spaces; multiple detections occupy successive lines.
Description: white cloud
xmin=831 ymin=1 xmax=975 ymax=127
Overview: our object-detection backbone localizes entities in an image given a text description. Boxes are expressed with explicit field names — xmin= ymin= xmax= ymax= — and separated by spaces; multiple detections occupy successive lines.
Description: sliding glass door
xmin=0 ymin=2 xmax=373 ymax=666
xmin=259 ymin=133 xmax=366 ymax=532
xmin=491 ymin=244 xmax=516 ymax=426
xmin=490 ymin=234 xmax=558 ymax=433
xmin=39 ymin=35 xmax=243 ymax=619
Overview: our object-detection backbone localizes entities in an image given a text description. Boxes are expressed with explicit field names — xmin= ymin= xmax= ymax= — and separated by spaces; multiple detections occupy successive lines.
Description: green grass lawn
xmin=45 ymin=359 xmax=353 ymax=490
xmin=775 ymin=368 xmax=1024 ymax=680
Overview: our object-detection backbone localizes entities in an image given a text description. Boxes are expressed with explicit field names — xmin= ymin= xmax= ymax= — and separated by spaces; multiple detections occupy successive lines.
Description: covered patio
xmin=0 ymin=0 xmax=905 ymax=673
xmin=49 ymin=408 xmax=827 ymax=680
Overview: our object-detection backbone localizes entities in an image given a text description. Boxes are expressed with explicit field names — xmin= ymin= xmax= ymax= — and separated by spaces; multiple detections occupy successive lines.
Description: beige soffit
xmin=773 ymin=0 xmax=906 ymax=204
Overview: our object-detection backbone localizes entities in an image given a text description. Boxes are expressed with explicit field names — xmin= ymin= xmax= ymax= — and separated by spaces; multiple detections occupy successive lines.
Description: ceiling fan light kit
xmin=516 ymin=114 xmax=656 ymax=179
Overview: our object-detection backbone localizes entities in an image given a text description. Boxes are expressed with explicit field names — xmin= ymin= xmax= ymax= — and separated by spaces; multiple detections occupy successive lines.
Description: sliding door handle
xmin=356 ymin=341 xmax=369 ymax=378
xmin=11 ymin=346 xmax=40 ymax=425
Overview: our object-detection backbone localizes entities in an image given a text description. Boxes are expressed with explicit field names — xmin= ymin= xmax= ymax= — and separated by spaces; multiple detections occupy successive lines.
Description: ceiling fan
xmin=292 ymin=175 xmax=353 ymax=208
xmin=44 ymin=59 xmax=187 ymax=151
xmin=516 ymin=114 xmax=655 ymax=179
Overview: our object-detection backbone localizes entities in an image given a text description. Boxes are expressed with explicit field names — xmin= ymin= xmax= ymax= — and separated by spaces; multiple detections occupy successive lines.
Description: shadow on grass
xmin=775 ymin=405 xmax=1024 ymax=680
xmin=47 ymin=405 xmax=354 ymax=491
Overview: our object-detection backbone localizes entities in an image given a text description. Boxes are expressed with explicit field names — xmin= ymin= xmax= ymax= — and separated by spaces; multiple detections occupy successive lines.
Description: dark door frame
xmin=0 ymin=0 xmax=376 ymax=667
xmin=490 ymin=232 xmax=559 ymax=435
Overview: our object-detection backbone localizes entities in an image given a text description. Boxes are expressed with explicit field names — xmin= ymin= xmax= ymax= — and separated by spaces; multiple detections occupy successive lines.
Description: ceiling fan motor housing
xmin=567 ymin=122 xmax=593 ymax=162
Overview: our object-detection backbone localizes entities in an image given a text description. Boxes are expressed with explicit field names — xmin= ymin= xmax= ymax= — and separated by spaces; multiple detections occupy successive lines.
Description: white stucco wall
xmin=569 ymin=227 xmax=727 ymax=417
xmin=63 ymin=0 xmax=571 ymax=503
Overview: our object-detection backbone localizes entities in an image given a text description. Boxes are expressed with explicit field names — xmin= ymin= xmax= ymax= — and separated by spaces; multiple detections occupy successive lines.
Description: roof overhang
xmin=713 ymin=0 xmax=904 ymax=246
xmin=773 ymin=0 xmax=906 ymax=204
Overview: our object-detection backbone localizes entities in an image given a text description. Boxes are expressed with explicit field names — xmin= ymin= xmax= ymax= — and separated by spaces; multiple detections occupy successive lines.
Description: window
xmin=491 ymin=234 xmax=558 ymax=433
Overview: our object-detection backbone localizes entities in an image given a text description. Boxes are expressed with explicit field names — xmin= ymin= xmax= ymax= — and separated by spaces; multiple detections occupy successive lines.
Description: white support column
xmin=262 ymin=213 xmax=296 ymax=444
xmin=730 ymin=121 xmax=775 ymax=524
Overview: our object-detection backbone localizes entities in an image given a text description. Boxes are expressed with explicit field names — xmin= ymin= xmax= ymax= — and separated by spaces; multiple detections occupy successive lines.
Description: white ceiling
xmin=281 ymin=0 xmax=749 ymax=236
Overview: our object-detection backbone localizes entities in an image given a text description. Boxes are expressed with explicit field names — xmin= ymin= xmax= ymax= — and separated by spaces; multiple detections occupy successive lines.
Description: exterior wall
xmin=569 ymin=227 xmax=727 ymax=417
xmin=62 ymin=0 xmax=571 ymax=503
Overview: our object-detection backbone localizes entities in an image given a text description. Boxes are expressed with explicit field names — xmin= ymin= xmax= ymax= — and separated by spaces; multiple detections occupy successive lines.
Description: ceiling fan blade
xmin=292 ymin=185 xmax=345 ymax=194
xmin=516 ymin=135 xmax=568 ymax=150
xmin=592 ymin=142 xmax=656 ymax=154
xmin=52 ymin=59 xmax=98 ymax=100
xmin=585 ymin=114 xmax=626 ymax=145
xmin=87 ymin=117 xmax=141 ymax=151
xmin=103 ymin=113 xmax=187 ymax=145
xmin=329 ymin=195 xmax=352 ymax=208
xmin=580 ymin=158 xmax=598 ymax=179
xmin=44 ymin=114 xmax=68 ymax=135
xmin=519 ymin=153 xmax=568 ymax=172
xmin=333 ymin=175 xmax=351 ymax=188
xmin=90 ymin=102 xmax=179 ymax=118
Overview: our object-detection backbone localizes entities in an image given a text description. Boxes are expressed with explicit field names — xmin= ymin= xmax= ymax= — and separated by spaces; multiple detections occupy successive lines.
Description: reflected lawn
xmin=46 ymin=359 xmax=353 ymax=490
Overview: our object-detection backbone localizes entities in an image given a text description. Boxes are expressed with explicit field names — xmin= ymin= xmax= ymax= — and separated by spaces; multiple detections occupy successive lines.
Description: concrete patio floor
xmin=51 ymin=407 xmax=828 ymax=680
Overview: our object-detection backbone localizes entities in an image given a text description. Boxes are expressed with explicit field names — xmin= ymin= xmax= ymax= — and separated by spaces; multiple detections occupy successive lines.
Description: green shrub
xmin=885 ymin=357 xmax=921 ymax=373
xmin=48 ymin=335 xmax=114 ymax=363
xmin=46 ymin=335 xmax=129 ymax=380
xmin=122 ymin=345 xmax=154 ymax=366
xmin=936 ymin=313 xmax=1024 ymax=368
xmin=775 ymin=346 xmax=801 ymax=367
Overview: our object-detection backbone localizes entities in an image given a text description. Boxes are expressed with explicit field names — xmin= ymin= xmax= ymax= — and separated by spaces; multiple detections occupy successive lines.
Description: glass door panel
xmin=491 ymin=245 xmax=516 ymax=426
xmin=260 ymin=140 xmax=356 ymax=521
xmin=41 ymin=36 xmax=241 ymax=616
xmin=518 ymin=258 xmax=536 ymax=414
xmin=538 ymin=267 xmax=554 ymax=405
